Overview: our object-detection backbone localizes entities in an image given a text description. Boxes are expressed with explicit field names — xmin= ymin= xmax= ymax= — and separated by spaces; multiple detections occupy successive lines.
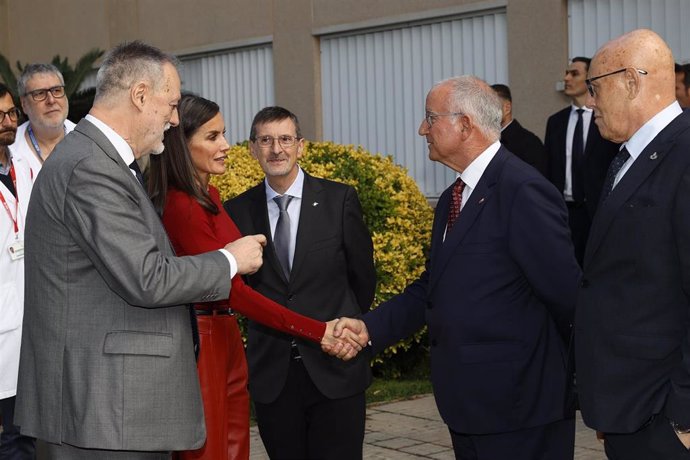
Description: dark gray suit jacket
xmin=225 ymin=172 xmax=375 ymax=403
xmin=16 ymin=119 xmax=231 ymax=451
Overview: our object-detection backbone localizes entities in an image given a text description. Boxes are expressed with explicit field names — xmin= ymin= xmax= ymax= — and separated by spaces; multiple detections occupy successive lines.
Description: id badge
xmin=8 ymin=240 xmax=24 ymax=260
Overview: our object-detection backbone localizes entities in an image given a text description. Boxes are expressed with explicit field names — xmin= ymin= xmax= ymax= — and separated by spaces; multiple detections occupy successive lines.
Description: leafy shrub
xmin=212 ymin=141 xmax=434 ymax=376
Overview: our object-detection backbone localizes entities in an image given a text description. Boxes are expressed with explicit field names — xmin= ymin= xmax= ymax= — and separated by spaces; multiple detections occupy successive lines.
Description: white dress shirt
xmin=564 ymin=104 xmax=593 ymax=201
xmin=614 ymin=101 xmax=683 ymax=188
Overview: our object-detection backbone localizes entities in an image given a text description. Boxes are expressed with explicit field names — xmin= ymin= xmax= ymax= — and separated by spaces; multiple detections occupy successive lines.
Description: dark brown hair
xmin=148 ymin=92 xmax=220 ymax=215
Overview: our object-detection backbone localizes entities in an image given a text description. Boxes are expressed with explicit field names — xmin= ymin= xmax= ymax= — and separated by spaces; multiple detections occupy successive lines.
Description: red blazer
xmin=162 ymin=186 xmax=325 ymax=342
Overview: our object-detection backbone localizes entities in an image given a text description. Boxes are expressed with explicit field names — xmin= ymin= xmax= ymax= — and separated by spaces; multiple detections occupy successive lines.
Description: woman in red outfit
xmin=148 ymin=94 xmax=357 ymax=460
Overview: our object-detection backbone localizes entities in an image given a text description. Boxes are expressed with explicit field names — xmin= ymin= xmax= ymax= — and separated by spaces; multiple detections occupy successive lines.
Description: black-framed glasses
xmin=0 ymin=107 xmax=20 ymax=124
xmin=253 ymin=135 xmax=302 ymax=148
xmin=585 ymin=68 xmax=648 ymax=97
xmin=425 ymin=110 xmax=463 ymax=127
xmin=24 ymin=85 xmax=66 ymax=102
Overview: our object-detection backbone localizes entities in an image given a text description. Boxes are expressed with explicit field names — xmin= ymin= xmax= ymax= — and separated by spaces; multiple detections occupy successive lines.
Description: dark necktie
xmin=571 ymin=108 xmax=585 ymax=202
xmin=129 ymin=160 xmax=145 ymax=188
xmin=273 ymin=195 xmax=293 ymax=278
xmin=601 ymin=147 xmax=631 ymax=201
xmin=446 ymin=177 xmax=466 ymax=231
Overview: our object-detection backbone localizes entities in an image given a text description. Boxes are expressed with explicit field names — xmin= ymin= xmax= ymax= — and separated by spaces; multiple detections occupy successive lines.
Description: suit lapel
xmin=290 ymin=173 xmax=323 ymax=283
xmin=428 ymin=149 xmax=505 ymax=291
xmin=584 ymin=115 xmax=689 ymax=266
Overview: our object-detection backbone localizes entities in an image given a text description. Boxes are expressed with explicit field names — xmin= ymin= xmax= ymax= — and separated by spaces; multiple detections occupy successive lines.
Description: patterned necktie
xmin=446 ymin=177 xmax=466 ymax=231
xmin=128 ymin=160 xmax=145 ymax=188
xmin=601 ymin=147 xmax=631 ymax=201
xmin=571 ymin=109 xmax=585 ymax=202
xmin=273 ymin=195 xmax=293 ymax=278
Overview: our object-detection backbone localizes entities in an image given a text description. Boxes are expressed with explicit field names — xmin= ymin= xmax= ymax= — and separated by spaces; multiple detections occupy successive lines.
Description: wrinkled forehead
xmin=25 ymin=72 xmax=63 ymax=90
xmin=255 ymin=118 xmax=298 ymax=135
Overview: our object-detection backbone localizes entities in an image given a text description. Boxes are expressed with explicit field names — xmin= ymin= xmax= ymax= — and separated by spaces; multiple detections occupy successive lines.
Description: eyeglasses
xmin=585 ymin=68 xmax=648 ymax=97
xmin=24 ymin=85 xmax=66 ymax=102
xmin=424 ymin=110 xmax=463 ymax=127
xmin=252 ymin=135 xmax=301 ymax=148
xmin=0 ymin=107 xmax=21 ymax=124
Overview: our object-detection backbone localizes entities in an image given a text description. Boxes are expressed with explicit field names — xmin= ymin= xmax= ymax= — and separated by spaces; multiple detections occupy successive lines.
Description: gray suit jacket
xmin=15 ymin=119 xmax=231 ymax=451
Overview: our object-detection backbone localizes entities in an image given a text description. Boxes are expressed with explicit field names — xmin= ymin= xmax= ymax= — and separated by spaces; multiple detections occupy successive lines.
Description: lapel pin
xmin=478 ymin=197 xmax=485 ymax=204
xmin=650 ymin=152 xmax=658 ymax=160
xmin=313 ymin=202 xmax=319 ymax=207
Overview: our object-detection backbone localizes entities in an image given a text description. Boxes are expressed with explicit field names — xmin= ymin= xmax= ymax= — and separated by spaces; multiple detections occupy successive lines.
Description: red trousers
xmin=176 ymin=313 xmax=250 ymax=460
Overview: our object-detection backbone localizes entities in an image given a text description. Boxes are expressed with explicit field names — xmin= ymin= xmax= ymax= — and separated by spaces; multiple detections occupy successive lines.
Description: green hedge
xmin=212 ymin=141 xmax=433 ymax=376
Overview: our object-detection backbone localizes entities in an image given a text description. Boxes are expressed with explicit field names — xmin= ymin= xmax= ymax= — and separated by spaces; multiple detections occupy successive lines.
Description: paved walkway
xmin=249 ymin=394 xmax=606 ymax=459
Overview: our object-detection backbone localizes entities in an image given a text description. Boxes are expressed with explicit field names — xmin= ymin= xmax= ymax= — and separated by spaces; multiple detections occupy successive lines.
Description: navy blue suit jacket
xmin=575 ymin=109 xmax=690 ymax=433
xmin=364 ymin=147 xmax=581 ymax=434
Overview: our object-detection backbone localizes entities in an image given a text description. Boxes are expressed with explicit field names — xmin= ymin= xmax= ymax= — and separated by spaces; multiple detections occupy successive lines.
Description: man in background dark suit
xmin=491 ymin=83 xmax=548 ymax=175
xmin=225 ymin=106 xmax=375 ymax=460
xmin=545 ymin=57 xmax=619 ymax=265
xmin=334 ymin=76 xmax=581 ymax=460
xmin=575 ymin=29 xmax=690 ymax=459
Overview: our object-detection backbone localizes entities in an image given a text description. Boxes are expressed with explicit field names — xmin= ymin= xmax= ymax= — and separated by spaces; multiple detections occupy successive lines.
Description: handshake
xmin=320 ymin=318 xmax=370 ymax=361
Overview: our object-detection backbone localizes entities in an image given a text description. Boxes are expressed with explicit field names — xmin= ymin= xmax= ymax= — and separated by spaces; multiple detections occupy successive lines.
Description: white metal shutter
xmin=179 ymin=45 xmax=274 ymax=145
xmin=320 ymin=10 xmax=508 ymax=198
xmin=569 ymin=0 xmax=690 ymax=63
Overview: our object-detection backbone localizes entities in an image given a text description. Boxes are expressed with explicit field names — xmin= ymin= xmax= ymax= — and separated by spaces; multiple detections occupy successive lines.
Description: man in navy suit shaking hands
xmin=332 ymin=76 xmax=581 ymax=460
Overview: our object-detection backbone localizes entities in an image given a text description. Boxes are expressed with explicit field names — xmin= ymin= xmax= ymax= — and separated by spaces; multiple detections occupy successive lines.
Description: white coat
xmin=0 ymin=153 xmax=33 ymax=399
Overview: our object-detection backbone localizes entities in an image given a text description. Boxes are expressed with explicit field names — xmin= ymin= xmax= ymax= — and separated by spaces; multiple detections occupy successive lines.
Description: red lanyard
xmin=0 ymin=163 xmax=19 ymax=236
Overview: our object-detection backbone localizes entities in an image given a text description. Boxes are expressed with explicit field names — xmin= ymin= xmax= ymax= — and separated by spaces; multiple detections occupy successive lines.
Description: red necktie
xmin=447 ymin=177 xmax=466 ymax=231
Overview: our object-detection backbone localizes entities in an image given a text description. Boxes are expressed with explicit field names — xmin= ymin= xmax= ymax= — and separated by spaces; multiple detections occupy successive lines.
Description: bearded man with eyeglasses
xmin=0 ymin=82 xmax=36 ymax=460
xmin=11 ymin=63 xmax=75 ymax=175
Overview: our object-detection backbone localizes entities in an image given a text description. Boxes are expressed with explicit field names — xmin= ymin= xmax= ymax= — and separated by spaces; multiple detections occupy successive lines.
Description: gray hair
xmin=18 ymin=63 xmax=65 ymax=96
xmin=95 ymin=41 xmax=178 ymax=102
xmin=434 ymin=76 xmax=502 ymax=141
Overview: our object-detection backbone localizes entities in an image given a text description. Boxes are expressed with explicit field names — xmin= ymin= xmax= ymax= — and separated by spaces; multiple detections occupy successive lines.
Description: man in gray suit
xmin=14 ymin=41 xmax=266 ymax=459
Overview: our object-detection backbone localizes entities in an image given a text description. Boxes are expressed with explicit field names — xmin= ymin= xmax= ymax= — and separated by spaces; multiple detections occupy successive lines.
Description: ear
xmin=459 ymin=114 xmax=473 ymax=138
xmin=625 ymin=68 xmax=641 ymax=99
xmin=20 ymin=96 xmax=29 ymax=113
xmin=131 ymin=81 xmax=149 ymax=112
xmin=296 ymin=138 xmax=305 ymax=159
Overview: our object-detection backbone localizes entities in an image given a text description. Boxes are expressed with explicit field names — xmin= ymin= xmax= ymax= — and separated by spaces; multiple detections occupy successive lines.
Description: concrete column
xmin=272 ymin=0 xmax=321 ymax=140
xmin=507 ymin=0 xmax=570 ymax=139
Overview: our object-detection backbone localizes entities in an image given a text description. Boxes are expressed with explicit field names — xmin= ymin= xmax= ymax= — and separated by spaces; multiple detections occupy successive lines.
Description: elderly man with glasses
xmin=332 ymin=76 xmax=581 ymax=460
xmin=11 ymin=63 xmax=75 ymax=174
xmin=575 ymin=29 xmax=690 ymax=459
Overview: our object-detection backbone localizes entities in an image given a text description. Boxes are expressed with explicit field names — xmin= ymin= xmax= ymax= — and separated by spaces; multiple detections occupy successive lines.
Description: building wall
xmin=0 ymin=0 xmax=568 ymax=141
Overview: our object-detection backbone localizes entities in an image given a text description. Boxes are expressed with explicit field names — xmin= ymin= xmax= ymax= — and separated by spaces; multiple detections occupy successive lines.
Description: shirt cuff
xmin=218 ymin=248 xmax=238 ymax=278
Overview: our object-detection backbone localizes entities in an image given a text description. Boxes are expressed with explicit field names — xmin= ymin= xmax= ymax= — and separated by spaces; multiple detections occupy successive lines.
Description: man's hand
xmin=321 ymin=318 xmax=371 ymax=361
xmin=224 ymin=234 xmax=267 ymax=275
xmin=333 ymin=317 xmax=369 ymax=347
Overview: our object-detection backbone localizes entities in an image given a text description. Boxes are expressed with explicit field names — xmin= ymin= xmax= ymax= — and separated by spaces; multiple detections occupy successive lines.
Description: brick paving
xmin=249 ymin=394 xmax=606 ymax=459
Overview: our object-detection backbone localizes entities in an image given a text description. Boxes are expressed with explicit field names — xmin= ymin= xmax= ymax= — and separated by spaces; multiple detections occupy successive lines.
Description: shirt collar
xmin=623 ymin=101 xmax=683 ymax=161
xmin=85 ymin=114 xmax=136 ymax=166
xmin=571 ymin=103 xmax=593 ymax=113
xmin=265 ymin=166 xmax=304 ymax=201
xmin=460 ymin=141 xmax=501 ymax=190
xmin=501 ymin=119 xmax=514 ymax=132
